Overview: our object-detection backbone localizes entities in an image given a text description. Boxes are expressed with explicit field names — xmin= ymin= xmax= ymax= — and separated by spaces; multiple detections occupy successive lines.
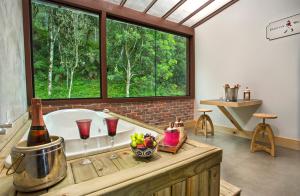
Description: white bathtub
xmin=5 ymin=109 xmax=158 ymax=166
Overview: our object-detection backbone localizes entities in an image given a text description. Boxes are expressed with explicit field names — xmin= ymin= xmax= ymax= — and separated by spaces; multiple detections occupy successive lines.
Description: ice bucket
xmin=225 ymin=87 xmax=239 ymax=102
xmin=7 ymin=136 xmax=67 ymax=192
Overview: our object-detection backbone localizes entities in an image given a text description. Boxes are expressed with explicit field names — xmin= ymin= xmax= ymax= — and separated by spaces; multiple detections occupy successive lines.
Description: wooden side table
xmin=250 ymin=113 xmax=277 ymax=157
xmin=194 ymin=109 xmax=214 ymax=137
xmin=200 ymin=99 xmax=262 ymax=133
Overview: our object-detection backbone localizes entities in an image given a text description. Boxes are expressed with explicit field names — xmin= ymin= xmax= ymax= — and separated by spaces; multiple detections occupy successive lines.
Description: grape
xmin=131 ymin=141 xmax=137 ymax=148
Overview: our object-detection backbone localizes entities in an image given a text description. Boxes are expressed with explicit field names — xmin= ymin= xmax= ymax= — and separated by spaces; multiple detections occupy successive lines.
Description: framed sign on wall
xmin=266 ymin=13 xmax=300 ymax=40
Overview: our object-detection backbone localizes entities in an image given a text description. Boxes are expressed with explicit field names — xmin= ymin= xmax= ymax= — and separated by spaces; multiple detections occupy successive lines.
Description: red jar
xmin=164 ymin=128 xmax=180 ymax=146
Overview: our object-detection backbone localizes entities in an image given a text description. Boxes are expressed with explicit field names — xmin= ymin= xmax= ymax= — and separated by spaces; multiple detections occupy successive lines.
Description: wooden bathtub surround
xmin=200 ymin=99 xmax=262 ymax=133
xmin=0 ymin=112 xmax=224 ymax=196
xmin=194 ymin=109 xmax=214 ymax=137
xmin=250 ymin=113 xmax=277 ymax=157
xmin=0 ymin=141 xmax=223 ymax=196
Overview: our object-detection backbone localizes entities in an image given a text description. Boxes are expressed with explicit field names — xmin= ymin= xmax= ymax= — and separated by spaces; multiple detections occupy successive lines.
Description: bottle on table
xmin=27 ymin=98 xmax=51 ymax=147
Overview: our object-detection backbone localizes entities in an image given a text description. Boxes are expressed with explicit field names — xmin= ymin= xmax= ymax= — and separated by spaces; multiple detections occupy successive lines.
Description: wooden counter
xmin=0 ymin=113 xmax=222 ymax=196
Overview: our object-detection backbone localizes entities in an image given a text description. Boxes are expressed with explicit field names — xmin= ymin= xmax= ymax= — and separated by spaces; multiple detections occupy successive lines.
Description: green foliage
xmin=31 ymin=0 xmax=187 ymax=99
xmin=107 ymin=19 xmax=187 ymax=97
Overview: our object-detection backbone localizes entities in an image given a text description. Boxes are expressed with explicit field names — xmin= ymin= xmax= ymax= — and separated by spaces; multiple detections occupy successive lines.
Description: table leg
xmin=217 ymin=106 xmax=244 ymax=133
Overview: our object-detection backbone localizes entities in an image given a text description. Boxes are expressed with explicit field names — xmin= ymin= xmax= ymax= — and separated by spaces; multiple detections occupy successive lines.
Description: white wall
xmin=195 ymin=0 xmax=300 ymax=140
xmin=0 ymin=0 xmax=27 ymax=124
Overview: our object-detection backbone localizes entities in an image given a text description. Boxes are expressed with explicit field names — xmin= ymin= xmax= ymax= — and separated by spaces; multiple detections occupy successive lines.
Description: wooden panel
xmin=154 ymin=187 xmax=171 ymax=196
xmin=0 ymin=176 xmax=16 ymax=196
xmin=220 ymin=179 xmax=241 ymax=196
xmin=171 ymin=181 xmax=186 ymax=196
xmin=200 ymin=99 xmax=262 ymax=108
xmin=94 ymin=156 xmax=119 ymax=176
xmin=186 ymin=175 xmax=199 ymax=196
xmin=209 ymin=165 xmax=220 ymax=196
xmin=71 ymin=159 xmax=99 ymax=183
xmin=48 ymin=162 xmax=75 ymax=192
xmin=199 ymin=170 xmax=209 ymax=196
xmin=44 ymin=147 xmax=221 ymax=196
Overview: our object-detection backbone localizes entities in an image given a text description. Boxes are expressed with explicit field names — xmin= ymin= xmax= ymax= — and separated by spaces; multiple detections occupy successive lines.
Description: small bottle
xmin=243 ymin=87 xmax=251 ymax=101
xmin=27 ymin=98 xmax=51 ymax=146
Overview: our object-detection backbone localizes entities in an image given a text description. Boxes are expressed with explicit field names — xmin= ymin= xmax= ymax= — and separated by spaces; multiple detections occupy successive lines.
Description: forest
xmin=32 ymin=0 xmax=187 ymax=99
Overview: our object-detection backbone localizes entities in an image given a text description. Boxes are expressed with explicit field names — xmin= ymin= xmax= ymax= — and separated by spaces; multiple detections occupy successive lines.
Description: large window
xmin=28 ymin=0 xmax=191 ymax=102
xmin=31 ymin=0 xmax=100 ymax=99
xmin=106 ymin=19 xmax=187 ymax=98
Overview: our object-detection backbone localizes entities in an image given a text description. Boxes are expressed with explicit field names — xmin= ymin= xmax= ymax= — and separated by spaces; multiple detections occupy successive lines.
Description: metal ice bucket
xmin=7 ymin=136 xmax=67 ymax=192
xmin=225 ymin=87 xmax=239 ymax=102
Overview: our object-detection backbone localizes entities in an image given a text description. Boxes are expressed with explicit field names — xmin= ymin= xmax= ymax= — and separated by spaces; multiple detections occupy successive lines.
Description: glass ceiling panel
xmin=183 ymin=0 xmax=232 ymax=27
xmin=147 ymin=0 xmax=180 ymax=17
xmin=124 ymin=0 xmax=153 ymax=12
xmin=103 ymin=0 xmax=122 ymax=5
xmin=167 ymin=0 xmax=208 ymax=23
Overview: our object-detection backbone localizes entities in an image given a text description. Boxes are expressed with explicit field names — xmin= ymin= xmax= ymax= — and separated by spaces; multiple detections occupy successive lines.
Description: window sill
xmin=41 ymin=95 xmax=194 ymax=105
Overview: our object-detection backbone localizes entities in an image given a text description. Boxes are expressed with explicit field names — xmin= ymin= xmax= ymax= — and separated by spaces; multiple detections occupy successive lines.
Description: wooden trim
xmin=162 ymin=0 xmax=187 ymax=19
xmin=179 ymin=0 xmax=215 ymax=25
xmin=189 ymin=36 xmax=195 ymax=98
xmin=192 ymin=0 xmax=239 ymax=28
xmin=100 ymin=12 xmax=107 ymax=98
xmin=187 ymin=120 xmax=300 ymax=151
xmin=50 ymin=0 xmax=194 ymax=36
xmin=24 ymin=0 xmax=195 ymax=105
xmin=143 ymin=0 xmax=158 ymax=14
xmin=120 ymin=0 xmax=127 ymax=7
xmin=23 ymin=0 xmax=33 ymax=105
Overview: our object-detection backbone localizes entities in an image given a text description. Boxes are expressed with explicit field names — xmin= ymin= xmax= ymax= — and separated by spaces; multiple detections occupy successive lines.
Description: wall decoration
xmin=266 ymin=13 xmax=300 ymax=40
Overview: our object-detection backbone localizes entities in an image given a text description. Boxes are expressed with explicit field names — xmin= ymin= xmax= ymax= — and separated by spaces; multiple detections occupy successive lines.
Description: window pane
xmin=106 ymin=19 xmax=188 ymax=98
xmin=106 ymin=19 xmax=156 ymax=98
xmin=31 ymin=0 xmax=100 ymax=99
xmin=156 ymin=32 xmax=187 ymax=96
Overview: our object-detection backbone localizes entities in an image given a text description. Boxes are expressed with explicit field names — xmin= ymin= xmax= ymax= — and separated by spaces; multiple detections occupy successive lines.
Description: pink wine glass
xmin=104 ymin=117 xmax=119 ymax=159
xmin=76 ymin=119 xmax=92 ymax=165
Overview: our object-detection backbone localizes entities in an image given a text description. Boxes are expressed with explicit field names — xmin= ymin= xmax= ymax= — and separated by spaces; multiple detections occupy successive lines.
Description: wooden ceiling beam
xmin=143 ymin=0 xmax=157 ymax=14
xmin=120 ymin=0 xmax=127 ymax=7
xmin=162 ymin=0 xmax=187 ymax=19
xmin=192 ymin=0 xmax=239 ymax=28
xmin=50 ymin=0 xmax=194 ymax=36
xmin=179 ymin=0 xmax=215 ymax=25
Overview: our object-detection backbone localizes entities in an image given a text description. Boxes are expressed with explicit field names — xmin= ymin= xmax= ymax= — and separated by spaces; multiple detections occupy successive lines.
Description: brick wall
xmin=43 ymin=99 xmax=194 ymax=126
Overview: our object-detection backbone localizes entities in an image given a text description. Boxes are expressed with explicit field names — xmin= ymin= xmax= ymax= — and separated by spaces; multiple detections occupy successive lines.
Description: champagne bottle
xmin=27 ymin=98 xmax=51 ymax=146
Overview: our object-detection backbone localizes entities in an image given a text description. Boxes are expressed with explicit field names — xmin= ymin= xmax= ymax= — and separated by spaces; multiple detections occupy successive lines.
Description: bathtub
xmin=5 ymin=109 xmax=158 ymax=166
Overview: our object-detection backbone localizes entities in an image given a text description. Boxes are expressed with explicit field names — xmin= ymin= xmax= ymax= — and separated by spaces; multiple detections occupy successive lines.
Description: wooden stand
xmin=194 ymin=109 xmax=214 ymax=137
xmin=157 ymin=133 xmax=187 ymax=154
xmin=250 ymin=113 xmax=277 ymax=157
xmin=200 ymin=99 xmax=263 ymax=133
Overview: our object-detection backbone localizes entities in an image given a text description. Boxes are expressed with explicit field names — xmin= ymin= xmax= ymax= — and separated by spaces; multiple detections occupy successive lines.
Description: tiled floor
xmin=187 ymin=130 xmax=300 ymax=196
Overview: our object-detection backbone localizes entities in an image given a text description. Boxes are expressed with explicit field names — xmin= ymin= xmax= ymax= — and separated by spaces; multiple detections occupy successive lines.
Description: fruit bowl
xmin=130 ymin=145 xmax=157 ymax=158
xmin=130 ymin=133 xmax=157 ymax=158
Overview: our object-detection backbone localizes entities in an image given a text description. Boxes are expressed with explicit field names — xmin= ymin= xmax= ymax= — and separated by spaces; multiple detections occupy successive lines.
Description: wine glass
xmin=76 ymin=119 xmax=92 ymax=165
xmin=104 ymin=117 xmax=119 ymax=159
